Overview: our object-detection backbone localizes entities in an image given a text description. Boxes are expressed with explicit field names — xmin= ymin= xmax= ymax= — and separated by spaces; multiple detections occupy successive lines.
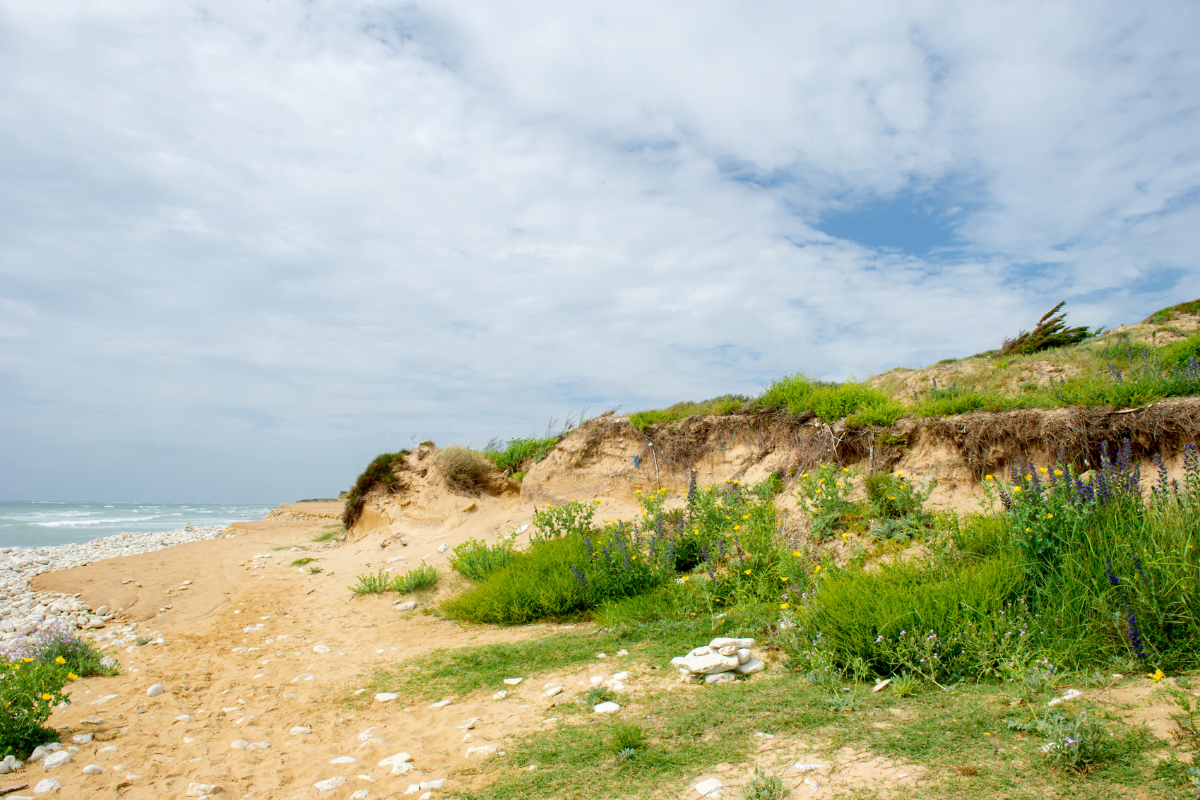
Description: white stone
xmin=696 ymin=777 xmax=723 ymax=797
xmin=393 ymin=601 xmax=416 ymax=612
xmin=543 ymin=686 xmax=563 ymax=697
xmin=33 ymin=778 xmax=62 ymax=794
xmin=42 ymin=750 xmax=71 ymax=771
xmin=492 ymin=690 xmax=507 ymax=700
xmin=82 ymin=764 xmax=103 ymax=774
xmin=175 ymin=714 xmax=193 ymax=722
xmin=331 ymin=756 xmax=357 ymax=764
xmin=430 ymin=699 xmax=452 ymax=708
xmin=314 ymin=777 xmax=345 ymax=792
xmin=375 ymin=693 xmax=400 ymax=703
xmin=688 ymin=646 xmax=713 ymax=657
xmin=605 ymin=680 xmax=625 ymax=692
xmin=681 ymin=653 xmax=739 ymax=675
xmin=593 ymin=701 xmax=621 ymax=713
xmin=186 ymin=782 xmax=219 ymax=797
xmin=466 ymin=745 xmax=498 ymax=759
xmin=1048 ymin=689 xmax=1084 ymax=707
xmin=351 ymin=792 xmax=370 ymax=800
xmin=71 ymin=733 xmax=93 ymax=744
xmin=705 ymin=672 xmax=737 ymax=685
xmin=613 ymin=671 xmax=630 ymax=681
xmin=378 ymin=752 xmax=414 ymax=776
xmin=717 ymin=645 xmax=738 ymax=657
xmin=709 ymin=637 xmax=754 ymax=649
xmin=735 ymin=658 xmax=764 ymax=676
xmin=736 ymin=649 xmax=751 ymax=665
xmin=290 ymin=726 xmax=311 ymax=735
xmin=437 ymin=543 xmax=449 ymax=553
xmin=457 ymin=718 xmax=478 ymax=730
xmin=503 ymin=677 xmax=523 ymax=685
xmin=616 ymin=649 xmax=629 ymax=655
xmin=419 ymin=779 xmax=445 ymax=790
xmin=146 ymin=684 xmax=164 ymax=697
xmin=230 ymin=739 xmax=249 ymax=750
xmin=313 ymin=645 xmax=331 ymax=653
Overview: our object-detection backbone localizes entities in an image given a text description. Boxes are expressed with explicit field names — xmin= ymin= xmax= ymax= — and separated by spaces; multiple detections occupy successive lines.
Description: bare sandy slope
xmin=23 ymin=496 xmax=636 ymax=800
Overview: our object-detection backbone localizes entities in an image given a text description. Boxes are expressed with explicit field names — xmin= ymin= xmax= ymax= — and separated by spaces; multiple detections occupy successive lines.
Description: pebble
xmin=42 ymin=750 xmax=71 ymax=770
xmin=378 ymin=752 xmax=414 ymax=775
xmin=82 ymin=764 xmax=103 ymax=774
xmin=430 ymin=699 xmax=452 ymax=708
xmin=290 ymin=726 xmax=312 ymax=735
xmin=313 ymin=645 xmax=332 ymax=654
xmin=146 ymin=684 xmax=164 ymax=697
xmin=230 ymin=740 xmax=249 ymax=751
xmin=351 ymin=792 xmax=370 ymax=800
xmin=696 ymin=777 xmax=723 ymax=797
xmin=0 ymin=527 xmax=224 ymax=655
xmin=503 ymin=677 xmax=523 ymax=685
xmin=375 ymin=693 xmax=400 ymax=703
xmin=331 ymin=756 xmax=357 ymax=764
xmin=419 ymin=779 xmax=445 ymax=790
xmin=186 ymin=782 xmax=219 ymax=797
xmin=33 ymin=778 xmax=62 ymax=794
xmin=393 ymin=601 xmax=416 ymax=612
xmin=314 ymin=777 xmax=346 ymax=792
xmin=613 ymin=671 xmax=629 ymax=681
xmin=175 ymin=714 xmax=193 ymax=722
xmin=543 ymin=686 xmax=563 ymax=698
xmin=492 ymin=690 xmax=507 ymax=700
xmin=437 ymin=543 xmax=449 ymax=552
xmin=465 ymin=745 xmax=497 ymax=759
xmin=594 ymin=701 xmax=621 ymax=714
xmin=72 ymin=733 xmax=93 ymax=744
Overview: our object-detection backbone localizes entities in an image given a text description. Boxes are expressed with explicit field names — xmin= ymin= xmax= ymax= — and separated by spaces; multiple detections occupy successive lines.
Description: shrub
xmin=437 ymin=446 xmax=495 ymax=494
xmin=1159 ymin=332 xmax=1200 ymax=370
xmin=758 ymin=374 xmax=896 ymax=424
xmin=531 ymin=500 xmax=598 ymax=543
xmin=795 ymin=464 xmax=861 ymax=541
xmin=8 ymin=620 xmax=118 ymax=678
xmin=1030 ymin=709 xmax=1145 ymax=772
xmin=342 ymin=451 xmax=409 ymax=527
xmin=864 ymin=471 xmax=931 ymax=521
xmin=351 ymin=569 xmax=394 ymax=595
xmin=448 ymin=538 xmax=516 ymax=581
xmin=742 ymin=770 xmax=786 ymax=800
xmin=0 ymin=657 xmax=70 ymax=759
xmin=393 ymin=564 xmax=440 ymax=594
xmin=999 ymin=301 xmax=1096 ymax=357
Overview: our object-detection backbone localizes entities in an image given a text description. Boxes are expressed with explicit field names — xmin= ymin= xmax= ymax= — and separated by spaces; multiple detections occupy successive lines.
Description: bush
xmin=794 ymin=464 xmax=861 ymax=541
xmin=437 ymin=446 xmax=495 ymax=494
xmin=864 ymin=471 xmax=931 ymax=521
xmin=1028 ymin=709 xmax=1145 ymax=772
xmin=393 ymin=564 xmax=440 ymax=594
xmin=1159 ymin=332 xmax=1200 ymax=370
xmin=448 ymin=538 xmax=516 ymax=581
xmin=342 ymin=451 xmax=409 ymax=527
xmin=0 ymin=657 xmax=70 ymax=759
xmin=531 ymin=500 xmax=598 ymax=543
xmin=8 ymin=620 xmax=118 ymax=678
xmin=758 ymin=374 xmax=896 ymax=424
xmin=350 ymin=568 xmax=394 ymax=595
xmin=785 ymin=556 xmax=1030 ymax=683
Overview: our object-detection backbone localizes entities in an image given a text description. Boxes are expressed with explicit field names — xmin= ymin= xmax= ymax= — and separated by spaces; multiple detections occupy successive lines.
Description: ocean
xmin=0 ymin=501 xmax=276 ymax=549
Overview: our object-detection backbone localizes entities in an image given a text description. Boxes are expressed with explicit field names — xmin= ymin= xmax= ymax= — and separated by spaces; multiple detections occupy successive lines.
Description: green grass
xmin=290 ymin=557 xmax=318 ymax=567
xmin=1145 ymin=299 xmax=1200 ymax=323
xmin=629 ymin=395 xmax=748 ymax=430
xmin=313 ymin=525 xmax=343 ymax=542
xmin=448 ymin=537 xmax=516 ymax=581
xmin=485 ymin=436 xmax=563 ymax=473
xmin=350 ymin=564 xmax=440 ymax=596
xmin=757 ymin=374 xmax=898 ymax=424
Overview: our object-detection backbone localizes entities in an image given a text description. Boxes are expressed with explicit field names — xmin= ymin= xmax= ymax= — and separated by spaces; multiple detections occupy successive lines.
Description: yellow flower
xmin=635 ymin=489 xmax=642 ymax=494
xmin=55 ymin=656 xmax=65 ymax=665
xmin=1054 ymin=469 xmax=1063 ymax=476
xmin=780 ymin=576 xmax=788 ymax=581
xmin=897 ymin=471 xmax=905 ymax=477
xmin=1038 ymin=467 xmax=1048 ymax=474
xmin=985 ymin=475 xmax=994 ymax=481
xmin=1024 ymin=474 xmax=1032 ymax=481
xmin=801 ymin=473 xmax=809 ymax=478
xmin=67 ymin=673 xmax=78 ymax=681
xmin=793 ymin=550 xmax=802 ymax=557
xmin=887 ymin=495 xmax=895 ymax=500
xmin=836 ymin=482 xmax=844 ymax=488
xmin=1046 ymin=514 xmax=1053 ymax=520
xmin=725 ymin=478 xmax=731 ymax=483
xmin=743 ymin=514 xmax=750 ymax=520
xmin=744 ymin=569 xmax=752 ymax=575
xmin=843 ymin=467 xmax=850 ymax=473
xmin=818 ymin=478 xmax=826 ymax=484
xmin=1012 ymin=486 xmax=1022 ymax=493
xmin=725 ymin=515 xmax=731 ymax=520
xmin=734 ymin=525 xmax=741 ymax=531
xmin=780 ymin=603 xmax=790 ymax=610
xmin=1149 ymin=668 xmax=1165 ymax=683
xmin=1025 ymin=528 xmax=1032 ymax=532
xmin=41 ymin=693 xmax=52 ymax=701
xmin=694 ymin=528 xmax=700 ymax=534
xmin=681 ymin=576 xmax=690 ymax=582
xmin=22 ymin=658 xmax=32 ymax=663
xmin=814 ymin=565 xmax=822 ymax=573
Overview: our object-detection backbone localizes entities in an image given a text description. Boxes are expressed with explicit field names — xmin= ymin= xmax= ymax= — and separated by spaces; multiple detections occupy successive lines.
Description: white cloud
xmin=0 ymin=0 xmax=1197 ymax=500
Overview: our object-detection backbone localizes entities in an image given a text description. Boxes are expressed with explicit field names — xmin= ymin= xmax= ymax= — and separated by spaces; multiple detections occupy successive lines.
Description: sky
xmin=2 ymin=1 xmax=1199 ymax=503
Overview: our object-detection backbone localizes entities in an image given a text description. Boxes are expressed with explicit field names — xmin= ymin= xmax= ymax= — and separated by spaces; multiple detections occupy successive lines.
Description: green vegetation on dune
xmin=629 ymin=395 xmax=748 ymax=429
xmin=342 ymin=450 xmax=409 ymax=527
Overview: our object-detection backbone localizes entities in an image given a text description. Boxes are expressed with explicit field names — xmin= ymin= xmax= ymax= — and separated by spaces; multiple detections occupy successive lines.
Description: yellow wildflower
xmin=780 ymin=576 xmax=788 ymax=581
xmin=1054 ymin=469 xmax=1063 ymax=476
xmin=743 ymin=514 xmax=750 ymax=519
xmin=734 ymin=525 xmax=741 ymax=531
xmin=67 ymin=673 xmax=78 ymax=681
xmin=887 ymin=495 xmax=895 ymax=500
xmin=1025 ymin=528 xmax=1032 ymax=532
xmin=780 ymin=603 xmax=790 ymax=610
xmin=843 ymin=467 xmax=850 ymax=473
xmin=22 ymin=658 xmax=32 ymax=663
xmin=1149 ymin=668 xmax=1165 ymax=683
xmin=897 ymin=471 xmax=905 ymax=477
xmin=1012 ymin=486 xmax=1022 ymax=493
xmin=801 ymin=473 xmax=809 ymax=478
xmin=985 ymin=475 xmax=994 ymax=481
xmin=836 ymin=482 xmax=844 ymax=488
xmin=1038 ymin=467 xmax=1048 ymax=474
xmin=793 ymin=550 xmax=802 ymax=557
xmin=814 ymin=565 xmax=822 ymax=573
xmin=41 ymin=693 xmax=52 ymax=701
xmin=744 ymin=569 xmax=752 ymax=575
xmin=818 ymin=478 xmax=826 ymax=484
xmin=55 ymin=656 xmax=65 ymax=665
xmin=1046 ymin=514 xmax=1053 ymax=520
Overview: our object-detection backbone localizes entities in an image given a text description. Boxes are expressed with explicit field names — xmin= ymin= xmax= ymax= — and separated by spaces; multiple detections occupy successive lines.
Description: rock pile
xmin=0 ymin=525 xmax=228 ymax=655
xmin=670 ymin=637 xmax=765 ymax=685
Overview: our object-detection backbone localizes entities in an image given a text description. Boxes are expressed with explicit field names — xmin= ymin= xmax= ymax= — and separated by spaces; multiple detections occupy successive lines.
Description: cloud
xmin=0 ymin=0 xmax=1198 ymax=501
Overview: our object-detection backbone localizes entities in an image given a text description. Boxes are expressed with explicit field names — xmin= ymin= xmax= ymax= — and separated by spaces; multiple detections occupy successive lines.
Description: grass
xmin=312 ymin=526 xmax=343 ymax=543
xmin=290 ymin=557 xmax=318 ymax=567
xmin=485 ymin=436 xmax=563 ymax=473
xmin=438 ymin=445 xmax=499 ymax=493
xmin=342 ymin=450 xmax=409 ymax=527
xmin=350 ymin=564 xmax=440 ymax=596
xmin=629 ymin=395 xmax=748 ymax=430
xmin=448 ymin=537 xmax=516 ymax=581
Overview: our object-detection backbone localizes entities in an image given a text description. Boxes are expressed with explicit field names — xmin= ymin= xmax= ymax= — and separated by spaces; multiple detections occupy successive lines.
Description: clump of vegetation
xmin=437 ymin=445 xmax=497 ymax=494
xmin=484 ymin=436 xmax=562 ymax=474
xmin=448 ymin=537 xmax=516 ymax=581
xmin=630 ymin=395 xmax=748 ymax=430
xmin=342 ymin=451 xmax=409 ymax=528
xmin=350 ymin=564 xmax=440 ymax=596
xmin=757 ymin=374 xmax=899 ymax=425
xmin=1000 ymin=301 xmax=1098 ymax=357
xmin=1145 ymin=299 xmax=1200 ymax=323
xmin=290 ymin=557 xmax=318 ymax=567
xmin=313 ymin=525 xmax=344 ymax=543
xmin=742 ymin=769 xmax=786 ymax=800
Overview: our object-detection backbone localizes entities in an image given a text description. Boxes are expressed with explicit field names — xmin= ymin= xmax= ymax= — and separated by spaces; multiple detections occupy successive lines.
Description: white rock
xmin=378 ymin=752 xmax=414 ymax=775
xmin=492 ymin=690 xmax=507 ymax=700
xmin=72 ymin=733 xmax=93 ymax=744
xmin=735 ymin=658 xmax=764 ymax=676
xmin=186 ymin=782 xmax=220 ymax=797
xmin=314 ymin=777 xmax=345 ymax=792
xmin=42 ymin=750 xmax=71 ymax=771
xmin=419 ymin=794 xmax=432 ymax=800
xmin=146 ymin=683 xmax=165 ymax=698
xmin=437 ymin=543 xmax=449 ymax=553
xmin=681 ymin=653 xmax=739 ymax=675
xmin=331 ymin=756 xmax=357 ymax=764
xmin=616 ymin=649 xmax=629 ymax=655
xmin=736 ymin=649 xmax=751 ymax=665
xmin=430 ymin=699 xmax=452 ymax=708
xmin=717 ymin=645 xmax=738 ymax=657
xmin=605 ymin=680 xmax=625 ymax=692
xmin=705 ymin=672 xmax=737 ymax=685
xmin=709 ymin=637 xmax=754 ymax=649
xmin=543 ymin=686 xmax=563 ymax=697
xmin=696 ymin=777 xmax=723 ymax=797
xmin=503 ymin=677 xmax=523 ymax=685
xmin=375 ymin=693 xmax=400 ymax=703
xmin=290 ymin=726 xmax=311 ymax=735
xmin=419 ymin=779 xmax=445 ymax=790
xmin=688 ymin=646 xmax=713 ymax=657
xmin=466 ymin=745 xmax=498 ymax=759
xmin=229 ymin=739 xmax=249 ymax=751
xmin=393 ymin=601 xmax=416 ymax=612
xmin=613 ymin=671 xmax=630 ymax=681
xmin=671 ymin=656 xmax=687 ymax=667
xmin=313 ymin=645 xmax=331 ymax=653
xmin=1048 ymin=689 xmax=1084 ymax=707
xmin=82 ymin=764 xmax=103 ymax=774
xmin=33 ymin=778 xmax=62 ymax=794
xmin=175 ymin=714 xmax=193 ymax=722
xmin=456 ymin=718 xmax=478 ymax=730
xmin=593 ymin=701 xmax=621 ymax=713
xmin=351 ymin=792 xmax=369 ymax=800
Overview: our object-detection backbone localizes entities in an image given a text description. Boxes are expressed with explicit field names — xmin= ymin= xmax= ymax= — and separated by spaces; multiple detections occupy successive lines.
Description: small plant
xmin=312 ymin=526 xmax=344 ymax=543
xmin=448 ymin=538 xmax=516 ymax=581
xmin=1000 ymin=301 xmax=1096 ymax=357
xmin=891 ymin=673 xmax=920 ymax=697
xmin=351 ymin=569 xmax=394 ymax=595
xmin=308 ymin=566 xmax=323 ymax=574
xmin=8 ymin=619 xmax=118 ymax=678
xmin=582 ymin=685 xmax=617 ymax=707
xmin=437 ymin=446 xmax=497 ymax=494
xmin=484 ymin=435 xmax=563 ymax=473
xmin=1036 ymin=709 xmax=1142 ymax=772
xmin=531 ymin=500 xmax=598 ymax=543
xmin=610 ymin=722 xmax=646 ymax=764
xmin=392 ymin=564 xmax=440 ymax=594
xmin=290 ymin=557 xmax=317 ymax=567
xmin=795 ymin=464 xmax=860 ymax=540
xmin=1159 ymin=685 xmax=1200 ymax=739
xmin=742 ymin=769 xmax=786 ymax=800
xmin=0 ymin=657 xmax=71 ymax=759
xmin=825 ymin=689 xmax=861 ymax=713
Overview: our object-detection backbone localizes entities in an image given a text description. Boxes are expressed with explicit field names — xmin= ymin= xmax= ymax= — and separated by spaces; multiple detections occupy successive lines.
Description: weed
xmin=290 ymin=557 xmax=318 ymax=567
xmin=1035 ymin=709 xmax=1146 ymax=772
xmin=449 ymin=538 xmax=516 ymax=581
xmin=609 ymin=722 xmax=645 ymax=763
xmin=581 ymin=685 xmax=617 ymax=707
xmin=742 ymin=769 xmax=786 ymax=800
xmin=350 ymin=569 xmax=394 ymax=595
xmin=531 ymin=500 xmax=599 ymax=543
xmin=825 ymin=689 xmax=862 ymax=713
xmin=891 ymin=672 xmax=920 ymax=697
xmin=393 ymin=564 xmax=440 ymax=594
xmin=795 ymin=464 xmax=861 ymax=541
xmin=343 ymin=451 xmax=409 ymax=527
xmin=313 ymin=526 xmax=344 ymax=543
xmin=308 ymin=566 xmax=322 ymax=574
xmin=8 ymin=619 xmax=118 ymax=678
xmin=437 ymin=446 xmax=497 ymax=494
xmin=485 ymin=435 xmax=562 ymax=473
xmin=1159 ymin=685 xmax=1200 ymax=739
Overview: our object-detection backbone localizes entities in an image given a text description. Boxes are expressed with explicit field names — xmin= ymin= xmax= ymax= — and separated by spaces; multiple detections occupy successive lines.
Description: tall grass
xmin=629 ymin=396 xmax=747 ymax=430
xmin=757 ymin=374 xmax=898 ymax=424
xmin=484 ymin=436 xmax=562 ymax=473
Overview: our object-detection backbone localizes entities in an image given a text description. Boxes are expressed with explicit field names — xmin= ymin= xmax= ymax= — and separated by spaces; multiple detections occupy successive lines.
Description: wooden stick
xmin=1 ymin=785 xmax=30 ymax=797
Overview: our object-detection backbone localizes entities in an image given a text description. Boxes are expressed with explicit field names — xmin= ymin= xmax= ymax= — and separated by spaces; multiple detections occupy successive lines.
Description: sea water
xmin=0 ymin=501 xmax=275 ymax=549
